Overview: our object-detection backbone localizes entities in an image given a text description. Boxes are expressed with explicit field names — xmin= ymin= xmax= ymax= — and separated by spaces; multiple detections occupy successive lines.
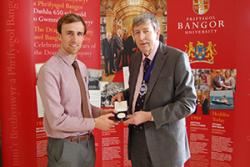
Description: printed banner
xmin=1 ymin=0 xmax=250 ymax=167
xmin=1 ymin=0 xmax=37 ymax=166
xmin=168 ymin=1 xmax=250 ymax=167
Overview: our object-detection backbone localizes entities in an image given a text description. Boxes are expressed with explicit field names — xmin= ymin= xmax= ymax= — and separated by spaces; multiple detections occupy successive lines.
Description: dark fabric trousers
xmin=129 ymin=126 xmax=185 ymax=167
xmin=47 ymin=135 xmax=95 ymax=167
xmin=130 ymin=127 xmax=153 ymax=167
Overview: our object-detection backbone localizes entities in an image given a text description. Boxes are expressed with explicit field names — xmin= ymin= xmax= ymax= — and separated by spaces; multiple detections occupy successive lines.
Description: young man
xmin=112 ymin=13 xmax=197 ymax=167
xmin=37 ymin=13 xmax=116 ymax=167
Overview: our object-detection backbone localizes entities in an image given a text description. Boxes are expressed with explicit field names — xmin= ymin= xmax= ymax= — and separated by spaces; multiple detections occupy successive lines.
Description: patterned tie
xmin=135 ymin=58 xmax=151 ymax=111
xmin=72 ymin=61 xmax=91 ymax=118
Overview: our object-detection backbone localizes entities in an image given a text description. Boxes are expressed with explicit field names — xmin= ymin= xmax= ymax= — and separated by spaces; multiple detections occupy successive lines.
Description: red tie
xmin=72 ymin=61 xmax=91 ymax=118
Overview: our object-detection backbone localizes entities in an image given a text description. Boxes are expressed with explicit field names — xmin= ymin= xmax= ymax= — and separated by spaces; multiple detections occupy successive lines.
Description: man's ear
xmin=57 ymin=32 xmax=62 ymax=41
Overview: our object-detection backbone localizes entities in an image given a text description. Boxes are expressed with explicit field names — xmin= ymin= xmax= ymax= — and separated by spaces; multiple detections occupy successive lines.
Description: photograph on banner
xmin=210 ymin=90 xmax=234 ymax=110
xmin=89 ymin=90 xmax=102 ymax=108
xmin=88 ymin=69 xmax=103 ymax=108
xmin=88 ymin=68 xmax=103 ymax=90
xmin=192 ymin=69 xmax=236 ymax=114
xmin=100 ymin=0 xmax=167 ymax=82
xmin=209 ymin=69 xmax=236 ymax=110
xmin=122 ymin=66 xmax=129 ymax=89
xmin=210 ymin=69 xmax=236 ymax=92
xmin=100 ymin=81 xmax=124 ymax=107
xmin=192 ymin=69 xmax=211 ymax=115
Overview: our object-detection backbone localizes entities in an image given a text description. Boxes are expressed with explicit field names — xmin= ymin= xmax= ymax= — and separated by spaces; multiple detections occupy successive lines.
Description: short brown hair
xmin=132 ymin=13 xmax=160 ymax=31
xmin=57 ymin=13 xmax=87 ymax=34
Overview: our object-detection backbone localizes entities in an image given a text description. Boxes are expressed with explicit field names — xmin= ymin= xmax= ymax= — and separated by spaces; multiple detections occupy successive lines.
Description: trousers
xmin=47 ymin=134 xmax=95 ymax=167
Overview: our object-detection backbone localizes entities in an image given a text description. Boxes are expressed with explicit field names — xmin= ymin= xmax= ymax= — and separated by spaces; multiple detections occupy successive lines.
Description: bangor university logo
xmin=193 ymin=0 xmax=210 ymax=15
xmin=185 ymin=41 xmax=217 ymax=64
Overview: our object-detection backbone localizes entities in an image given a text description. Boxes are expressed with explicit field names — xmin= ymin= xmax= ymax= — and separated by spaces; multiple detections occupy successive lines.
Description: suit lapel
xmin=144 ymin=43 xmax=169 ymax=105
xmin=129 ymin=52 xmax=142 ymax=111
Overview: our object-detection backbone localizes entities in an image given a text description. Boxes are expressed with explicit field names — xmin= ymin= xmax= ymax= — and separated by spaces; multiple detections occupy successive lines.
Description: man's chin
xmin=141 ymin=49 xmax=151 ymax=56
xmin=68 ymin=49 xmax=80 ymax=55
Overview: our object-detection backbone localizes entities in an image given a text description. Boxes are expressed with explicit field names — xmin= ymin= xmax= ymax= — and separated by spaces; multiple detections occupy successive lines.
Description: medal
xmin=138 ymin=56 xmax=156 ymax=97
xmin=139 ymin=80 xmax=147 ymax=96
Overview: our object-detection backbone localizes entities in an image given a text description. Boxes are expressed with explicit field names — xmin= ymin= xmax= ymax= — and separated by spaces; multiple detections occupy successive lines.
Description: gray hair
xmin=132 ymin=13 xmax=160 ymax=31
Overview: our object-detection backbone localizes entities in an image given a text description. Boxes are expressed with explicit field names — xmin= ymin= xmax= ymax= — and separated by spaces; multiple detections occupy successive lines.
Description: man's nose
xmin=138 ymin=31 xmax=145 ymax=40
xmin=72 ymin=33 xmax=78 ymax=41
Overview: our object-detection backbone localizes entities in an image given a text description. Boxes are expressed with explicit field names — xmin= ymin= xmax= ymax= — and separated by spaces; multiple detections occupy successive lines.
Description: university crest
xmin=193 ymin=0 xmax=210 ymax=15
xmin=185 ymin=41 xmax=217 ymax=64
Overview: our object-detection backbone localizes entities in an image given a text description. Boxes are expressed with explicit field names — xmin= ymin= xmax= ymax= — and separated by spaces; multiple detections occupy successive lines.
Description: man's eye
xmin=77 ymin=32 xmax=83 ymax=36
xmin=134 ymin=31 xmax=140 ymax=35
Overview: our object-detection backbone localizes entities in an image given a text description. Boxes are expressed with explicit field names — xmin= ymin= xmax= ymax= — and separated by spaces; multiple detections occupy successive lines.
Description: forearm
xmin=91 ymin=105 xmax=102 ymax=118
xmin=46 ymin=114 xmax=95 ymax=133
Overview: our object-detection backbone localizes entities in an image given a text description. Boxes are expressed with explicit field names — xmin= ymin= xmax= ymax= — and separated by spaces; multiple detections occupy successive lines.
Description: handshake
xmin=94 ymin=93 xmax=128 ymax=131
xmin=95 ymin=92 xmax=153 ymax=131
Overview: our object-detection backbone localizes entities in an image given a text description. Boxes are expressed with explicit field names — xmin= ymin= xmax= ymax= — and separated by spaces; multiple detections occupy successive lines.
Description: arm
xmin=152 ymin=53 xmax=197 ymax=129
xmin=91 ymin=105 xmax=116 ymax=117
xmin=223 ymin=77 xmax=236 ymax=90
xmin=37 ymin=67 xmax=95 ymax=133
xmin=91 ymin=105 xmax=102 ymax=118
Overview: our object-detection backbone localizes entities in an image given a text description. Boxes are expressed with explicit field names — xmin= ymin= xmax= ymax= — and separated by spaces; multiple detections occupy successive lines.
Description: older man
xmin=112 ymin=13 xmax=197 ymax=167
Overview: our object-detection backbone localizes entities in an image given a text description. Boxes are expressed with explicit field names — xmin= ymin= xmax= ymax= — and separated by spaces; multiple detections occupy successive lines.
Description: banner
xmin=1 ymin=0 xmax=249 ymax=167
xmin=168 ymin=0 xmax=250 ymax=167
xmin=1 ymin=0 xmax=37 ymax=166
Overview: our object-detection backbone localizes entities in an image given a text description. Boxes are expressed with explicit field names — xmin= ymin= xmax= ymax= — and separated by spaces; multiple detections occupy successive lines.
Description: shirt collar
xmin=57 ymin=49 xmax=76 ymax=66
xmin=142 ymin=40 xmax=159 ymax=62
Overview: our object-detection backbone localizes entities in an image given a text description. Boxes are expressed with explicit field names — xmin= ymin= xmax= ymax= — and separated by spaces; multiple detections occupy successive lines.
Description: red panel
xmin=168 ymin=0 xmax=250 ymax=167
xmin=1 ymin=0 xmax=37 ymax=166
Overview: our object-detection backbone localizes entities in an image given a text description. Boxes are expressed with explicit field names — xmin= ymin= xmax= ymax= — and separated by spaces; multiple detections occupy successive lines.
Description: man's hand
xmin=100 ymin=108 xmax=115 ymax=115
xmin=124 ymin=111 xmax=153 ymax=125
xmin=94 ymin=113 xmax=117 ymax=131
xmin=111 ymin=92 xmax=124 ymax=104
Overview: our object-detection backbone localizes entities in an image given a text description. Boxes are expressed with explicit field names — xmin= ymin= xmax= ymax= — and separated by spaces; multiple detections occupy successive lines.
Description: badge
xmin=139 ymin=81 xmax=147 ymax=96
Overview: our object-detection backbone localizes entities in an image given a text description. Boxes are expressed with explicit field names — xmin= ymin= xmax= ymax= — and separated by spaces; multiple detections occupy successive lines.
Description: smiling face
xmin=132 ymin=20 xmax=160 ymax=56
xmin=58 ymin=21 xmax=85 ymax=58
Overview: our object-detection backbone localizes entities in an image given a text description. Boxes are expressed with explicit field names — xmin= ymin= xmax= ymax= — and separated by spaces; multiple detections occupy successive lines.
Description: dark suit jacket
xmin=101 ymin=38 xmax=113 ymax=60
xmin=124 ymin=42 xmax=197 ymax=167
xmin=111 ymin=34 xmax=123 ymax=55
xmin=124 ymin=35 xmax=137 ymax=56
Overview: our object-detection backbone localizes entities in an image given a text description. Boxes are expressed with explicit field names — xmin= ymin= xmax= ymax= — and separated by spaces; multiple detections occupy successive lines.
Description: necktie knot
xmin=72 ymin=61 xmax=78 ymax=70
